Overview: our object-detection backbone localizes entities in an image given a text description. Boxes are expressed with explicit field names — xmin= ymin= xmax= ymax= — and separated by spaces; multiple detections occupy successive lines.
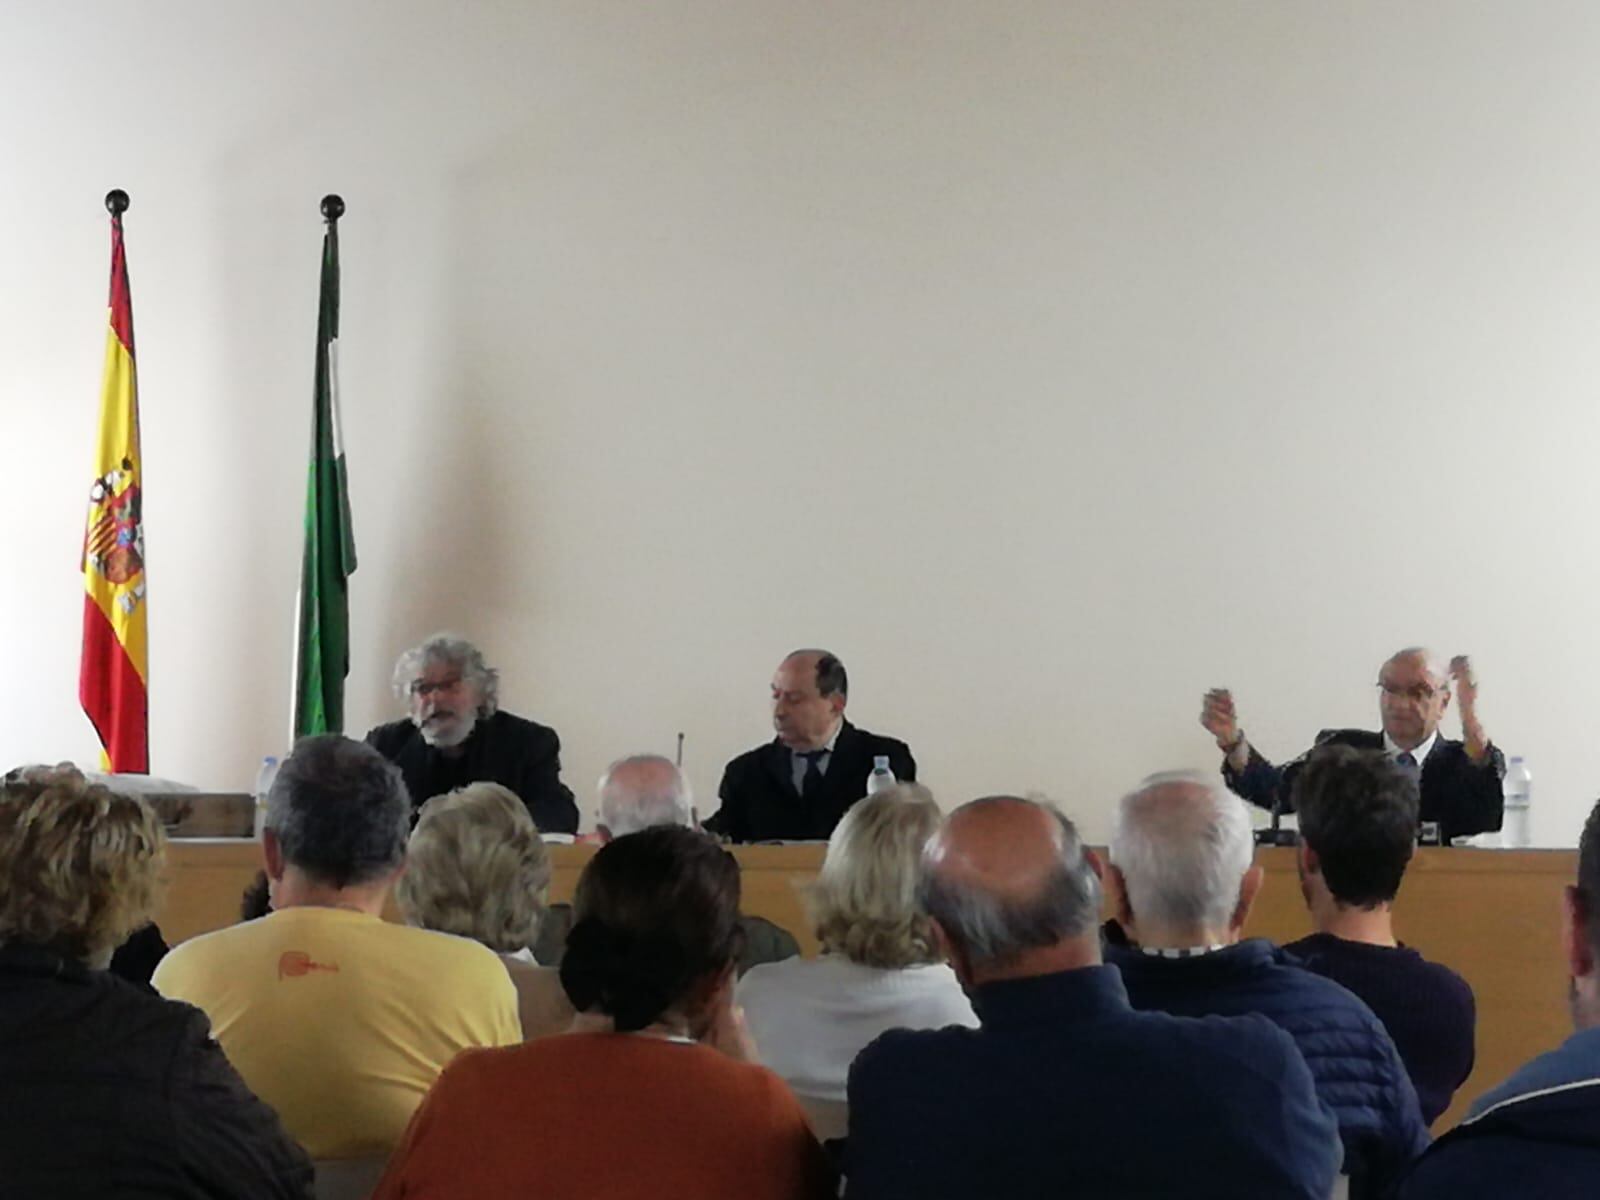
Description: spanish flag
xmin=79 ymin=191 xmax=148 ymax=773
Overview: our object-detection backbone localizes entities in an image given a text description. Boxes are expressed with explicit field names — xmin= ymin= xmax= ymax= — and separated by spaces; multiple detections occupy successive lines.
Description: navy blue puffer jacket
xmin=1110 ymin=938 xmax=1429 ymax=1199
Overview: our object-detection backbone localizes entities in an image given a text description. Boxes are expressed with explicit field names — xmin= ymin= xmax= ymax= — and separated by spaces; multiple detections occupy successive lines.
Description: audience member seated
xmin=0 ymin=764 xmax=312 ymax=1199
xmin=154 ymin=735 xmax=521 ymax=1159
xmin=1401 ymin=797 xmax=1600 ymax=1198
xmin=372 ymin=826 xmax=837 ymax=1199
xmin=705 ymin=649 xmax=916 ymax=843
xmin=535 ymin=754 xmax=801 ymax=974
xmin=1286 ymin=746 xmax=1476 ymax=1125
xmin=396 ymin=781 xmax=574 ymax=1040
xmin=738 ymin=784 xmax=977 ymax=1138
xmin=1104 ymin=771 xmax=1430 ymax=1199
xmin=844 ymin=794 xmax=1340 ymax=1200
xmin=365 ymin=632 xmax=579 ymax=832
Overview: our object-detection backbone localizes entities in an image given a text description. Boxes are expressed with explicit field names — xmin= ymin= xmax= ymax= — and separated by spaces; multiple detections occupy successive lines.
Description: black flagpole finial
xmin=320 ymin=194 xmax=345 ymax=222
xmin=105 ymin=189 xmax=130 ymax=217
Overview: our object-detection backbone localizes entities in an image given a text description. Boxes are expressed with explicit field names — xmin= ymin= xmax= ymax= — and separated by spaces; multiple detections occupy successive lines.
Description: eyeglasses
xmin=1377 ymin=682 xmax=1440 ymax=703
xmin=410 ymin=677 xmax=464 ymax=698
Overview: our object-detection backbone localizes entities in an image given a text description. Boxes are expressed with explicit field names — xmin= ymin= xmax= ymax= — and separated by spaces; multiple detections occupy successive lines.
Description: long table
xmin=156 ymin=841 xmax=1572 ymax=1131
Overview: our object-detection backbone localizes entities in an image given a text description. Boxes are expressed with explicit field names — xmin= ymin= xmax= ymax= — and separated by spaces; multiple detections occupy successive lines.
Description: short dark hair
xmin=788 ymin=648 xmax=848 ymax=700
xmin=264 ymin=735 xmax=411 ymax=889
xmin=1578 ymin=800 xmax=1600 ymax=955
xmin=559 ymin=826 xmax=742 ymax=1032
xmin=1292 ymin=745 xmax=1418 ymax=908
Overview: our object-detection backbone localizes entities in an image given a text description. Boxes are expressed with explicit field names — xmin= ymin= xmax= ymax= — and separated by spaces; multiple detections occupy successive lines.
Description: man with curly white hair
xmin=365 ymin=632 xmax=578 ymax=832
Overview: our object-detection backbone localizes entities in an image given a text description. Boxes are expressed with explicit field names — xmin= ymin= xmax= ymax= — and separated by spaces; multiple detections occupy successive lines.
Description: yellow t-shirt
xmin=153 ymin=906 xmax=521 ymax=1159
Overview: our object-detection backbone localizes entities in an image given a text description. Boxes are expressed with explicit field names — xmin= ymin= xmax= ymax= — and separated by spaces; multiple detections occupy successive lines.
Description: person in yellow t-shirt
xmin=154 ymin=736 xmax=521 ymax=1160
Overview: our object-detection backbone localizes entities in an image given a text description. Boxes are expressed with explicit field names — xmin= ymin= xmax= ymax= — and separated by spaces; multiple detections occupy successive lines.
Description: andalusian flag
xmin=292 ymin=195 xmax=357 ymax=737
xmin=80 ymin=190 xmax=149 ymax=772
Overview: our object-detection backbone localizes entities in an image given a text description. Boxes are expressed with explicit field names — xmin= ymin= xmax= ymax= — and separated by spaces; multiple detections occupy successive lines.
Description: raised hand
xmin=1448 ymin=655 xmax=1477 ymax=713
xmin=1449 ymin=655 xmax=1490 ymax=762
xmin=1201 ymin=689 xmax=1241 ymax=749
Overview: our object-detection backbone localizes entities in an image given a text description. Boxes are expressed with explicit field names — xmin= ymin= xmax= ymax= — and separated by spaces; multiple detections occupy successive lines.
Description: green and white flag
xmin=292 ymin=197 xmax=357 ymax=738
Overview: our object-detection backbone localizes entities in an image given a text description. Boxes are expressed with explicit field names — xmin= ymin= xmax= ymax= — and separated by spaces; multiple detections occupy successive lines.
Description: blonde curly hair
xmin=0 ymin=765 xmax=166 ymax=962
xmin=808 ymin=783 xmax=943 ymax=969
xmin=396 ymin=782 xmax=551 ymax=953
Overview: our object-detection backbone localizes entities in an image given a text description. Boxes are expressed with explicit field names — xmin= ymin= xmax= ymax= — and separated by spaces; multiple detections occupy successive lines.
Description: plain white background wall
xmin=4 ymin=2 xmax=1598 ymax=842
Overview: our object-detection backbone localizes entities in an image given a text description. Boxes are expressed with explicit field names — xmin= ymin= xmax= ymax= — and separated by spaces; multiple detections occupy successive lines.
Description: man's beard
xmin=417 ymin=709 xmax=478 ymax=749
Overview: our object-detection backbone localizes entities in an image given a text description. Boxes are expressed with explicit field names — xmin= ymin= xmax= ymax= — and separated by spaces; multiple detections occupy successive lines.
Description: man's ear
xmin=1103 ymin=864 xmax=1134 ymax=931
xmin=1083 ymin=847 xmax=1106 ymax=882
xmin=931 ymin=918 xmax=974 ymax=990
xmin=261 ymin=829 xmax=286 ymax=882
xmin=1231 ymin=864 xmax=1265 ymax=936
xmin=1564 ymin=886 xmax=1595 ymax=982
xmin=1297 ymin=842 xmax=1320 ymax=877
xmin=830 ymin=692 xmax=847 ymax=718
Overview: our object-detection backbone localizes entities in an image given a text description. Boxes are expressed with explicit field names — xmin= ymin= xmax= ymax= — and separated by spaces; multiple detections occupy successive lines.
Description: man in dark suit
xmin=1201 ymin=647 xmax=1504 ymax=843
xmin=704 ymin=649 xmax=915 ymax=843
xmin=365 ymin=633 xmax=578 ymax=833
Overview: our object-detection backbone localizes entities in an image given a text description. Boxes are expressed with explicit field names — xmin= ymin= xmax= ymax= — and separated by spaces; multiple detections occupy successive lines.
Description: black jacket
xmin=1225 ymin=728 xmax=1505 ymax=843
xmin=365 ymin=709 xmax=579 ymax=833
xmin=0 ymin=942 xmax=313 ymax=1199
xmin=705 ymin=720 xmax=916 ymax=842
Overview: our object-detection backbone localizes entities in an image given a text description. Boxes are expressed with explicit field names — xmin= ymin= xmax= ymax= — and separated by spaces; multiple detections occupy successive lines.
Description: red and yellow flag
xmin=79 ymin=195 xmax=148 ymax=772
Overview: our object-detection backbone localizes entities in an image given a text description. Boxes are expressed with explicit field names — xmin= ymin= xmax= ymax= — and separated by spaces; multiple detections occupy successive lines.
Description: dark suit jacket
xmin=365 ymin=709 xmax=579 ymax=833
xmin=704 ymin=720 xmax=916 ymax=843
xmin=1224 ymin=728 xmax=1505 ymax=843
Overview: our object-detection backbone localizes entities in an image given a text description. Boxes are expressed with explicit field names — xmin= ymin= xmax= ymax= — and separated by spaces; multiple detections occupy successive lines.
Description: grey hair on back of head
xmin=264 ymin=735 xmax=412 ymax=889
xmin=1108 ymin=770 xmax=1254 ymax=933
xmin=596 ymin=755 xmax=694 ymax=837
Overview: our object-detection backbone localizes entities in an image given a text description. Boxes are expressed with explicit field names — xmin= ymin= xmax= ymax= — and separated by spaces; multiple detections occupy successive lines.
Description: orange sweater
xmin=371 ymin=1032 xmax=837 ymax=1200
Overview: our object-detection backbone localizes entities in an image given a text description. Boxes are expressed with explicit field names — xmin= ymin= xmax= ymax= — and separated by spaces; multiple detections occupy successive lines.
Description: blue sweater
xmin=1110 ymin=939 xmax=1430 ymax=1198
xmin=1402 ymin=1026 xmax=1600 ymax=1199
xmin=1284 ymin=933 xmax=1476 ymax=1125
xmin=844 ymin=964 xmax=1340 ymax=1200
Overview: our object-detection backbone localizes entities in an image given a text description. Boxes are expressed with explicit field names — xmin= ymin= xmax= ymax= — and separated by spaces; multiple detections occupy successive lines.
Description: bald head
xmin=930 ymin=797 xmax=1072 ymax=908
xmin=596 ymin=755 xmax=694 ymax=840
xmin=918 ymin=796 xmax=1101 ymax=977
xmin=1109 ymin=772 xmax=1256 ymax=946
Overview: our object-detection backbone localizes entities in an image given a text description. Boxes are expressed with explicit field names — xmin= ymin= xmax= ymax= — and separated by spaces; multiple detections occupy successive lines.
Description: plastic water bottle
xmin=253 ymin=756 xmax=280 ymax=838
xmin=866 ymin=756 xmax=897 ymax=795
xmin=1502 ymin=757 xmax=1532 ymax=848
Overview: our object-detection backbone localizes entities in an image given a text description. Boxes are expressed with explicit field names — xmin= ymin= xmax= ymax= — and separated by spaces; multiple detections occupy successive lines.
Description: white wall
xmin=4 ymin=1 xmax=1599 ymax=843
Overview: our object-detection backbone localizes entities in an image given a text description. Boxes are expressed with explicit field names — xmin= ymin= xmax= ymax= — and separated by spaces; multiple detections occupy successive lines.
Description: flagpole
xmin=290 ymin=194 xmax=348 ymax=747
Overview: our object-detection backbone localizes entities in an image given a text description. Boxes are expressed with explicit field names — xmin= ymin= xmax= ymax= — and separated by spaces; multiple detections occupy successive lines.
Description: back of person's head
xmin=918 ymin=795 xmax=1100 ymax=975
xmin=1109 ymin=772 xmax=1256 ymax=941
xmin=811 ymin=783 xmax=943 ymax=969
xmin=265 ymin=735 xmax=410 ymax=888
xmin=396 ymin=782 xmax=551 ymax=953
xmin=1570 ymin=799 xmax=1600 ymax=1029
xmin=596 ymin=755 xmax=693 ymax=839
xmin=560 ymin=826 xmax=741 ymax=1032
xmin=0 ymin=764 xmax=165 ymax=964
xmin=1292 ymin=746 xmax=1418 ymax=908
